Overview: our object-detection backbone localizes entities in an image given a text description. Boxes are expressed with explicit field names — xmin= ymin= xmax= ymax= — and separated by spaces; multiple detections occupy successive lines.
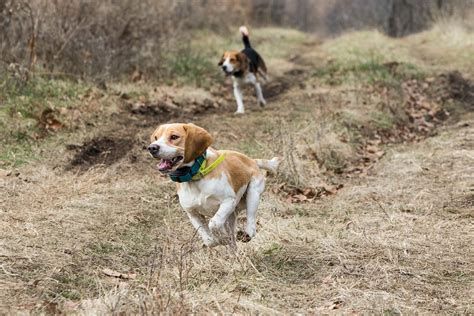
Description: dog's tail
xmin=256 ymin=157 xmax=282 ymax=174
xmin=240 ymin=26 xmax=251 ymax=49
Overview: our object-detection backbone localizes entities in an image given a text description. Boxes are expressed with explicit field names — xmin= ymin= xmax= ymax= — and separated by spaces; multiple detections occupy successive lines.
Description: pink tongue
xmin=158 ymin=159 xmax=173 ymax=171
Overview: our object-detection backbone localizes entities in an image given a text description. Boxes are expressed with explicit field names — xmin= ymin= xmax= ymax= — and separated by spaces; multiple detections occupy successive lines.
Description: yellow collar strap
xmin=192 ymin=152 xmax=226 ymax=181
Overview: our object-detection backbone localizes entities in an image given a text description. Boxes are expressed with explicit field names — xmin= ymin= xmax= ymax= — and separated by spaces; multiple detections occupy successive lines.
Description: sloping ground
xmin=0 ymin=26 xmax=473 ymax=314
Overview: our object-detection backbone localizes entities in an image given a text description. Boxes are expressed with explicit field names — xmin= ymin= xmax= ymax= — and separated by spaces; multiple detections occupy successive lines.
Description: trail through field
xmin=0 ymin=29 xmax=473 ymax=314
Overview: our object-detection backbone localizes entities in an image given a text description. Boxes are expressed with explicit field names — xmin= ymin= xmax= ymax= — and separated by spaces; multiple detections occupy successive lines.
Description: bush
xmin=0 ymin=0 xmax=243 ymax=80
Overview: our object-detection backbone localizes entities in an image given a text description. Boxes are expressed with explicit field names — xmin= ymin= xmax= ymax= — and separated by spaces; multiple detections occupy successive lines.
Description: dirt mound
xmin=67 ymin=137 xmax=134 ymax=170
xmin=265 ymin=68 xmax=307 ymax=100
xmin=124 ymin=86 xmax=225 ymax=123
xmin=441 ymin=71 xmax=474 ymax=108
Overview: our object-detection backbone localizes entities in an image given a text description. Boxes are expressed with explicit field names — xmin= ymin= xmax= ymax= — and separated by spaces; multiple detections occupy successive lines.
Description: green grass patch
xmin=314 ymin=59 xmax=424 ymax=87
xmin=0 ymin=74 xmax=89 ymax=168
xmin=164 ymin=50 xmax=218 ymax=87
xmin=371 ymin=110 xmax=396 ymax=130
xmin=0 ymin=144 xmax=35 ymax=168
xmin=1 ymin=75 xmax=88 ymax=118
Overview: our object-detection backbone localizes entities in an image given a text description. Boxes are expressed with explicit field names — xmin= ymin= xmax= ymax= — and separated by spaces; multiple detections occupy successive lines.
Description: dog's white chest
xmin=177 ymin=173 xmax=234 ymax=217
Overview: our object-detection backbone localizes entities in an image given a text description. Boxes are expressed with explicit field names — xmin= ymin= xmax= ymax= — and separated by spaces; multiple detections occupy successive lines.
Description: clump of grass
xmin=370 ymin=110 xmax=396 ymax=131
xmin=314 ymin=128 xmax=353 ymax=174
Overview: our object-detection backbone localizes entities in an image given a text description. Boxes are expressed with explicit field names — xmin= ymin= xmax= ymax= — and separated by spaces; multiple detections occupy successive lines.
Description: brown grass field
xmin=1 ymin=22 xmax=473 ymax=314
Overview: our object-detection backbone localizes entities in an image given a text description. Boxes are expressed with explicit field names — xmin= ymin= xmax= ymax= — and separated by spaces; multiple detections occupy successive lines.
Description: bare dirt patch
xmin=67 ymin=137 xmax=134 ymax=171
xmin=123 ymin=86 xmax=228 ymax=126
xmin=265 ymin=68 xmax=308 ymax=100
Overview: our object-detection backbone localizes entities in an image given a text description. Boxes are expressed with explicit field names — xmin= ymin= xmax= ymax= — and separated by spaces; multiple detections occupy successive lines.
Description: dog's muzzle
xmin=147 ymin=144 xmax=160 ymax=157
xmin=221 ymin=65 xmax=232 ymax=76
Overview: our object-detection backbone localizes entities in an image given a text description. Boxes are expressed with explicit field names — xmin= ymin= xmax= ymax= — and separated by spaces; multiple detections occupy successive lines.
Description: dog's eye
xmin=170 ymin=135 xmax=180 ymax=140
xmin=154 ymin=136 xmax=158 ymax=140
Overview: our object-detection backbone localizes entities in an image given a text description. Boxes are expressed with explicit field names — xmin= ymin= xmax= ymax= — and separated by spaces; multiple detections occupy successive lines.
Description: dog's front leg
xmin=208 ymin=198 xmax=236 ymax=244
xmin=185 ymin=210 xmax=218 ymax=247
xmin=233 ymin=79 xmax=245 ymax=114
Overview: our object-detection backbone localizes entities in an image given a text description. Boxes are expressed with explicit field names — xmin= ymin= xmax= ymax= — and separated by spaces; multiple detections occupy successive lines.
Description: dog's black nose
xmin=147 ymin=144 xmax=160 ymax=154
xmin=222 ymin=65 xmax=227 ymax=71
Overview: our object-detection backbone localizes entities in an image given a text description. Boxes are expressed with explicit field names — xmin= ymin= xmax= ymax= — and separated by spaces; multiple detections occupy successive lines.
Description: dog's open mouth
xmin=157 ymin=156 xmax=183 ymax=172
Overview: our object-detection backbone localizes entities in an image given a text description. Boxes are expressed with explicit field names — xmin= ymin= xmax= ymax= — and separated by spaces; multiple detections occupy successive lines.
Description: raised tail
xmin=240 ymin=25 xmax=251 ymax=49
xmin=256 ymin=157 xmax=281 ymax=174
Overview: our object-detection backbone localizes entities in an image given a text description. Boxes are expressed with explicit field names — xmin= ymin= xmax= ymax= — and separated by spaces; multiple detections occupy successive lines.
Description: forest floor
xmin=1 ymin=24 xmax=473 ymax=314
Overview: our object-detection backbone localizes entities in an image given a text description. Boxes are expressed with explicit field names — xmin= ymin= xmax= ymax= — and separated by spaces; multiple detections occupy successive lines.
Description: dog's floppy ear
xmin=236 ymin=52 xmax=248 ymax=70
xmin=217 ymin=53 xmax=225 ymax=66
xmin=183 ymin=123 xmax=213 ymax=163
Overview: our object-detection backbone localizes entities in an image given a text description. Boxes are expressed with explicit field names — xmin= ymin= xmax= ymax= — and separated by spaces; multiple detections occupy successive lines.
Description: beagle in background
xmin=148 ymin=123 xmax=280 ymax=247
xmin=218 ymin=26 xmax=267 ymax=114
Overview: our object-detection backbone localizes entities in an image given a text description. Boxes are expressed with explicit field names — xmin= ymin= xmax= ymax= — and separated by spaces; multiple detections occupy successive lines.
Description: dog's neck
xmin=168 ymin=149 xmax=217 ymax=183
xmin=233 ymin=70 xmax=244 ymax=78
xmin=168 ymin=154 xmax=206 ymax=183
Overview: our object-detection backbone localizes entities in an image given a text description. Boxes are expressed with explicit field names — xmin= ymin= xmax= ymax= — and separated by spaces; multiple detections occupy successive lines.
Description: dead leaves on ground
xmin=38 ymin=108 xmax=64 ymax=132
xmin=102 ymin=268 xmax=136 ymax=280
xmin=277 ymin=74 xmax=456 ymax=203
xmin=403 ymin=79 xmax=449 ymax=134
xmin=346 ymin=76 xmax=451 ymax=176
xmin=273 ymin=183 xmax=343 ymax=203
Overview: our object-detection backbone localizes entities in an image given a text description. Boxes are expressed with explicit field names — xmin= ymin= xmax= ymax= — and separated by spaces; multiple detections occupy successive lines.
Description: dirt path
xmin=1 ymin=31 xmax=473 ymax=314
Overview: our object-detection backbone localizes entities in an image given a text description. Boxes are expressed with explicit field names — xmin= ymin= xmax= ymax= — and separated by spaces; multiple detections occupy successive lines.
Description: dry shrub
xmin=0 ymin=0 xmax=246 ymax=80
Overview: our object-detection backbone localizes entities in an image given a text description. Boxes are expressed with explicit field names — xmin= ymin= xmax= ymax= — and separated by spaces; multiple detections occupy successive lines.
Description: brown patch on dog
xmin=203 ymin=149 xmax=259 ymax=193
xmin=236 ymin=52 xmax=249 ymax=73
xmin=150 ymin=124 xmax=186 ymax=148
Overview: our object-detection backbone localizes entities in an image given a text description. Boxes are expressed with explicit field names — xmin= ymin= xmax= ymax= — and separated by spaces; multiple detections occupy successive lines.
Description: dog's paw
xmin=259 ymin=99 xmax=267 ymax=107
xmin=236 ymin=230 xmax=252 ymax=243
xmin=208 ymin=219 xmax=226 ymax=237
xmin=234 ymin=111 xmax=245 ymax=115
xmin=202 ymin=236 xmax=219 ymax=248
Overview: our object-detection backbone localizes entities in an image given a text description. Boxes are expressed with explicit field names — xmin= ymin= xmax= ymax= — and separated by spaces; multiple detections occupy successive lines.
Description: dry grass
xmin=1 ymin=25 xmax=473 ymax=314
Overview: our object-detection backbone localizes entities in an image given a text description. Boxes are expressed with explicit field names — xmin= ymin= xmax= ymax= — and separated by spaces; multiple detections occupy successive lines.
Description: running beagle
xmin=218 ymin=26 xmax=267 ymax=114
xmin=148 ymin=123 xmax=280 ymax=247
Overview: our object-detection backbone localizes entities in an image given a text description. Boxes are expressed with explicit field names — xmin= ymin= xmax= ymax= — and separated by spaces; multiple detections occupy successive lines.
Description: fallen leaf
xmin=39 ymin=108 xmax=64 ymax=132
xmin=293 ymin=194 xmax=309 ymax=202
xmin=102 ymin=268 xmax=136 ymax=280
xmin=328 ymin=300 xmax=343 ymax=310
xmin=375 ymin=150 xmax=385 ymax=158
xmin=366 ymin=145 xmax=379 ymax=154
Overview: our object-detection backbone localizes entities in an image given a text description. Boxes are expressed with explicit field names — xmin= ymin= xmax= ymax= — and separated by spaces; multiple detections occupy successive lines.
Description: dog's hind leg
xmin=246 ymin=72 xmax=266 ymax=107
xmin=254 ymin=81 xmax=266 ymax=107
xmin=238 ymin=175 xmax=265 ymax=242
